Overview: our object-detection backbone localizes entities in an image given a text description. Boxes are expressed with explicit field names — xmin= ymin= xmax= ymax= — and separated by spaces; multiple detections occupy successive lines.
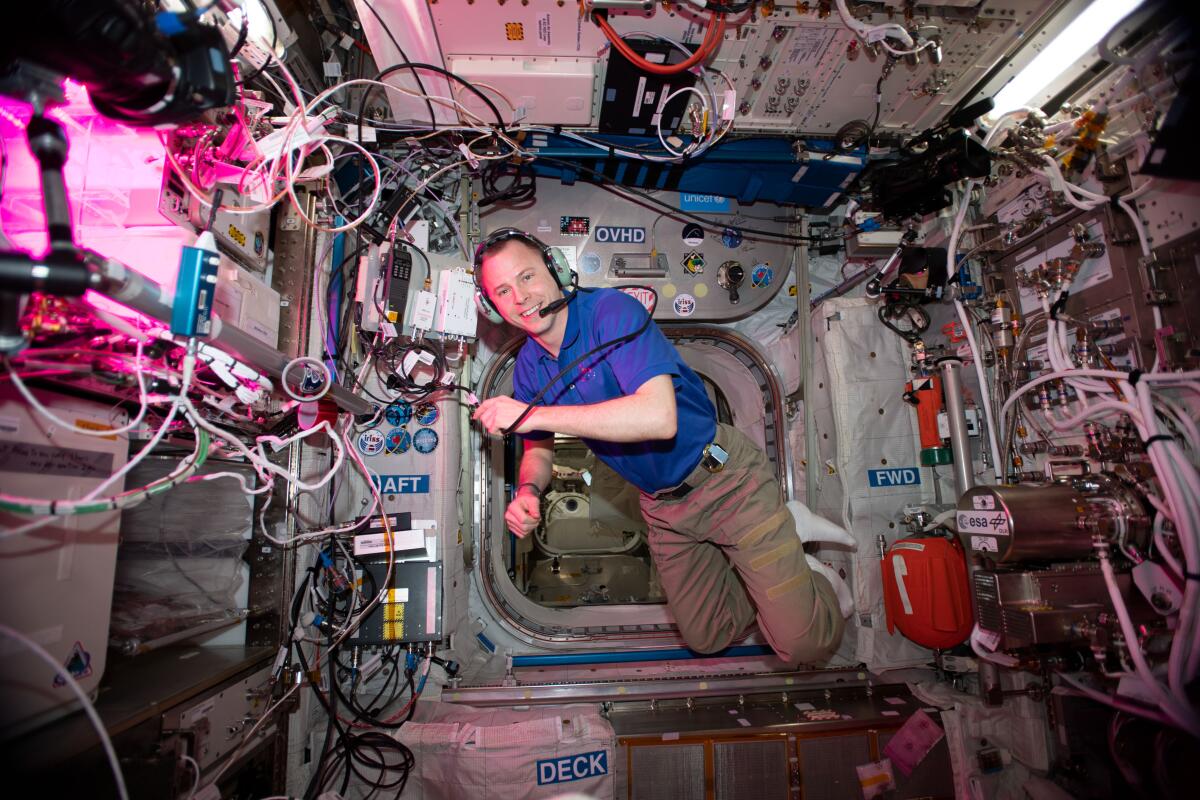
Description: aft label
xmin=370 ymin=474 xmax=430 ymax=494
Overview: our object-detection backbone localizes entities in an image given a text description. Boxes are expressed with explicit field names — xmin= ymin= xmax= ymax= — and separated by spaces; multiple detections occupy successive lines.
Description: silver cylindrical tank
xmin=958 ymin=483 xmax=1089 ymax=561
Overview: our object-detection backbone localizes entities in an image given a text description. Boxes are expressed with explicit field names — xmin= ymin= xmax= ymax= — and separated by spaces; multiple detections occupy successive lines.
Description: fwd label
xmin=537 ymin=750 xmax=608 ymax=785
xmin=868 ymin=468 xmax=921 ymax=487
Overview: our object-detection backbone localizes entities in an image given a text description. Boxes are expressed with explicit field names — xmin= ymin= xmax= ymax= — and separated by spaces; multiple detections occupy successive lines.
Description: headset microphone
xmin=538 ymin=296 xmax=570 ymax=317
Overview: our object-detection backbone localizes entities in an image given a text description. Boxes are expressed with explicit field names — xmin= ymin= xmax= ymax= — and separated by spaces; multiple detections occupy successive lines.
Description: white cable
xmin=955 ymin=300 xmax=1004 ymax=482
xmin=181 ymin=753 xmax=201 ymax=799
xmin=834 ymin=0 xmax=916 ymax=50
xmin=655 ymin=86 xmax=712 ymax=157
xmin=2 ymin=341 xmax=149 ymax=437
xmin=1096 ymin=545 xmax=1200 ymax=737
xmin=945 ymin=184 xmax=1003 ymax=481
xmin=0 ymin=624 xmax=129 ymax=800
xmin=969 ymin=624 xmax=1019 ymax=667
xmin=280 ymin=355 xmax=332 ymax=402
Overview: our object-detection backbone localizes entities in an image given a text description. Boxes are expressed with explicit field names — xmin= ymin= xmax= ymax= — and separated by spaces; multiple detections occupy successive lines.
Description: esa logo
xmin=536 ymin=750 xmax=608 ymax=785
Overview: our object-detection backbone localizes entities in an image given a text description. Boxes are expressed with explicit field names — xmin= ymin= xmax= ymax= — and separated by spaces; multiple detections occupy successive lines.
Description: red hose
xmin=595 ymin=12 xmax=725 ymax=76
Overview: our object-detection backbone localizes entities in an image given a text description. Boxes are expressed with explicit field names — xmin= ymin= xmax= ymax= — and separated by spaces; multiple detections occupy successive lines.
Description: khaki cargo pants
xmin=639 ymin=423 xmax=844 ymax=665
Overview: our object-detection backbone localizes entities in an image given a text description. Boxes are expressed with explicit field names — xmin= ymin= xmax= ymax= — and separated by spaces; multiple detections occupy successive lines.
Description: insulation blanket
xmin=394 ymin=703 xmax=615 ymax=799
xmin=808 ymin=297 xmax=936 ymax=672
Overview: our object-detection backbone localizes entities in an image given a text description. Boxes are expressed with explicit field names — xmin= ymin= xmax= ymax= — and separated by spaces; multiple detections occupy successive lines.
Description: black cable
xmin=530 ymin=155 xmax=815 ymax=244
xmin=356 ymin=62 xmax=506 ymax=140
xmin=868 ymin=70 xmax=886 ymax=148
xmin=500 ymin=286 xmax=658 ymax=436
xmin=229 ymin=5 xmax=249 ymax=58
xmin=358 ymin=0 xmax=437 ymax=130
xmin=239 ymin=5 xmax=278 ymax=87
xmin=479 ymin=161 xmax=537 ymax=208
xmin=329 ymin=650 xmax=412 ymax=729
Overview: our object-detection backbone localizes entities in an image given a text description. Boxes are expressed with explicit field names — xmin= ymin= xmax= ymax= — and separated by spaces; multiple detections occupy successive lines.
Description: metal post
xmin=938 ymin=357 xmax=975 ymax=495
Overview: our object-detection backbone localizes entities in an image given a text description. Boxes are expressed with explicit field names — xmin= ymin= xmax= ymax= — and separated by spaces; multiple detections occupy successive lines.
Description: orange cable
xmin=596 ymin=12 xmax=724 ymax=75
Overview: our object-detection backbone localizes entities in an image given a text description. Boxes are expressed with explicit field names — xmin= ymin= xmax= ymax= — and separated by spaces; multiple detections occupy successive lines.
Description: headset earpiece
xmin=547 ymin=246 xmax=573 ymax=290
xmin=474 ymin=289 xmax=504 ymax=325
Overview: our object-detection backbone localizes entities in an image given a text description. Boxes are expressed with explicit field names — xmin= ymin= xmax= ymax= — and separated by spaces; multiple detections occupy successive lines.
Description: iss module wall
xmin=1 ymin=1 xmax=1198 ymax=799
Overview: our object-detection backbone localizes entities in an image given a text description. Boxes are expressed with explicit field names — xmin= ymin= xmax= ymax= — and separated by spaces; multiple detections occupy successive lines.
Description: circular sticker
xmin=357 ymin=429 xmax=385 ymax=456
xmin=579 ymin=252 xmax=602 ymax=275
xmin=681 ymin=251 xmax=705 ymax=275
xmin=682 ymin=223 xmax=704 ymax=247
xmin=414 ymin=427 xmax=439 ymax=454
xmin=384 ymin=400 xmax=412 ymax=426
xmin=414 ymin=401 xmax=439 ymax=426
xmin=673 ymin=294 xmax=697 ymax=317
xmin=751 ymin=263 xmax=774 ymax=288
xmin=385 ymin=428 xmax=412 ymax=454
xmin=721 ymin=227 xmax=743 ymax=248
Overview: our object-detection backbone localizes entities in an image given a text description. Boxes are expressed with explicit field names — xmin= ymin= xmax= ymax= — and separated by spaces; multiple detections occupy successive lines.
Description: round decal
xmin=692 ymin=283 xmax=709 ymax=298
xmin=673 ymin=294 xmax=697 ymax=317
xmin=414 ymin=427 xmax=439 ymax=454
xmin=384 ymin=400 xmax=412 ymax=426
xmin=721 ymin=227 xmax=743 ymax=249
xmin=682 ymin=223 xmax=704 ymax=247
xmin=751 ymin=263 xmax=774 ymax=288
xmin=385 ymin=427 xmax=412 ymax=454
xmin=580 ymin=251 xmax=602 ymax=275
xmin=681 ymin=251 xmax=705 ymax=275
xmin=357 ymin=429 xmax=385 ymax=456
xmin=414 ymin=401 xmax=439 ymax=426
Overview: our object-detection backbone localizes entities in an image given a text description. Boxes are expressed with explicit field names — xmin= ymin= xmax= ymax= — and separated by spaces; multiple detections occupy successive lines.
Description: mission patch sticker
xmin=414 ymin=428 xmax=439 ymax=454
xmin=385 ymin=428 xmax=412 ymax=454
xmin=384 ymin=401 xmax=412 ymax=426
xmin=357 ymin=429 xmax=386 ymax=456
xmin=414 ymin=401 xmax=439 ymax=426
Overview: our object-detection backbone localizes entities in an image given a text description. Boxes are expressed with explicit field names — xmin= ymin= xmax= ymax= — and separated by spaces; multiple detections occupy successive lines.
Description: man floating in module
xmin=471 ymin=228 xmax=845 ymax=665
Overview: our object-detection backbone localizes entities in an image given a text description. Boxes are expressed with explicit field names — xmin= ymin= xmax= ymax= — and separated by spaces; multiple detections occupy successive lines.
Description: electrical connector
xmin=171 ymin=231 xmax=220 ymax=337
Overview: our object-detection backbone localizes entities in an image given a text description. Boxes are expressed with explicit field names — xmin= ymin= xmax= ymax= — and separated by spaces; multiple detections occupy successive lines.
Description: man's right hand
xmin=506 ymin=492 xmax=541 ymax=538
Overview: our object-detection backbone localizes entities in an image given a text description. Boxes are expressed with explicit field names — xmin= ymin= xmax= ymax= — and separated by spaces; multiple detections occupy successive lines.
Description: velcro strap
xmin=734 ymin=507 xmax=791 ymax=549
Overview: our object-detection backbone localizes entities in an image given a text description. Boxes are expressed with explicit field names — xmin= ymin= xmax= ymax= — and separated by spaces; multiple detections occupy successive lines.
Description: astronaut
xmin=471 ymin=229 xmax=845 ymax=665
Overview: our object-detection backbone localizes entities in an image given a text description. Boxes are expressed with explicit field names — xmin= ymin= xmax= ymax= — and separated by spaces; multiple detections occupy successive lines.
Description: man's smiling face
xmin=479 ymin=239 xmax=567 ymax=338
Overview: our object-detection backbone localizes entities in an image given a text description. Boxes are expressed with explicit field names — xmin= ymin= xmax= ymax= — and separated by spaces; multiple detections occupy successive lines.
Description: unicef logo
xmin=357 ymin=429 xmax=385 ymax=456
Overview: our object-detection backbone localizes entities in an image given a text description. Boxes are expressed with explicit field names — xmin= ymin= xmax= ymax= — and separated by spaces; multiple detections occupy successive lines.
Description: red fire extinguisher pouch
xmin=881 ymin=537 xmax=973 ymax=649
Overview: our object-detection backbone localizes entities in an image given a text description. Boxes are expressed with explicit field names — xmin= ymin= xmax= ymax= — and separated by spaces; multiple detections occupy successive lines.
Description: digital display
xmin=560 ymin=216 xmax=590 ymax=236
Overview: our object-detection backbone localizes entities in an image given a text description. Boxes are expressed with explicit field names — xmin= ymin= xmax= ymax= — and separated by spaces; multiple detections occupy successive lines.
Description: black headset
xmin=473 ymin=228 xmax=575 ymax=324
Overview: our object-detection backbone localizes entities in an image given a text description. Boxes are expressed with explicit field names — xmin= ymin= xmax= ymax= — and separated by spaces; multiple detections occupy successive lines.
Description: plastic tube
xmin=0 ymin=624 xmax=129 ymax=800
xmin=1096 ymin=545 xmax=1200 ymax=737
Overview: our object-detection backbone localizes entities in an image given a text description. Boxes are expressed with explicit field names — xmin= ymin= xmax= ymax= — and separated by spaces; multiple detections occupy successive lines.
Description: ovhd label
xmin=867 ymin=468 xmax=921 ymax=487
xmin=594 ymin=226 xmax=645 ymax=243
xmin=536 ymin=750 xmax=608 ymax=785
xmin=370 ymin=474 xmax=430 ymax=494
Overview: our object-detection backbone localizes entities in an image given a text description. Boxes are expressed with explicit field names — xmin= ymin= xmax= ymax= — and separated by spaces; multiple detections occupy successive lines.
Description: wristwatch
xmin=517 ymin=482 xmax=544 ymax=498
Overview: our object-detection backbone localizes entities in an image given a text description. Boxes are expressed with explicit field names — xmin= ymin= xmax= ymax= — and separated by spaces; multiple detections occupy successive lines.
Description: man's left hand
xmin=472 ymin=395 xmax=536 ymax=434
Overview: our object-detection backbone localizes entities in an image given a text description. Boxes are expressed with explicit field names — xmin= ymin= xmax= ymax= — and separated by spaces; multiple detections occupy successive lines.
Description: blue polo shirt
xmin=511 ymin=288 xmax=716 ymax=494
